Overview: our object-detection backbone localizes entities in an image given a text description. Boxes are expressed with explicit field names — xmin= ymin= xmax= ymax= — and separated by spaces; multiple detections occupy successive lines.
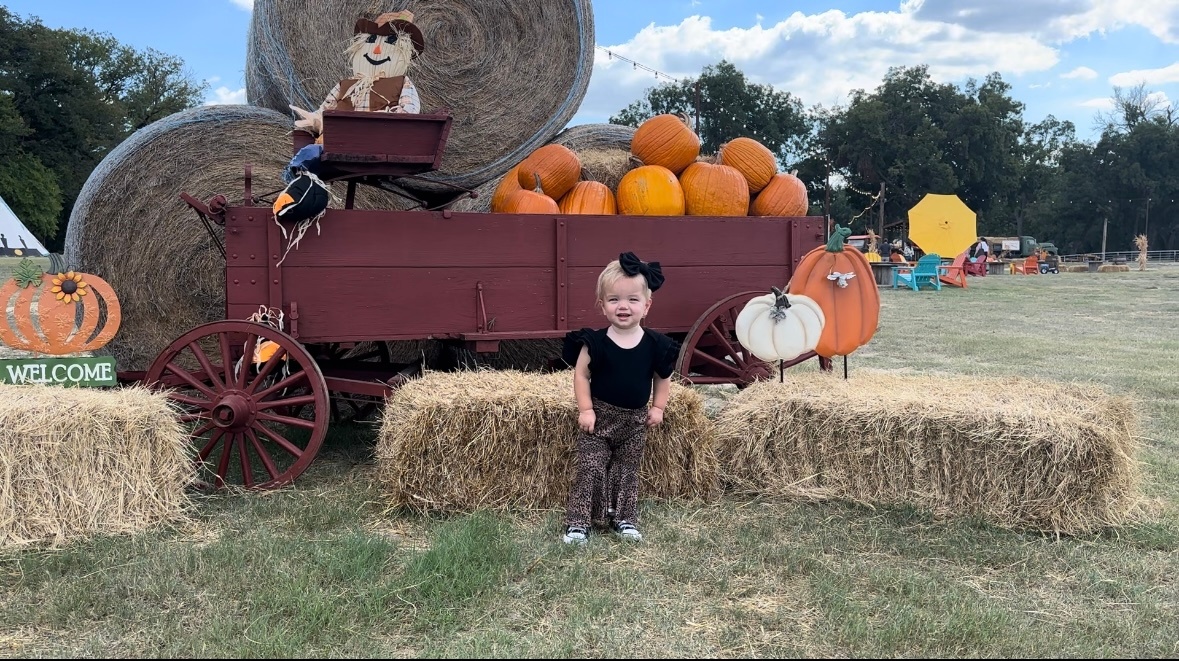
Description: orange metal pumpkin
xmin=718 ymin=137 xmax=778 ymax=193
xmin=631 ymin=113 xmax=701 ymax=175
xmin=751 ymin=171 xmax=809 ymax=216
xmin=616 ymin=165 xmax=686 ymax=216
xmin=517 ymin=144 xmax=582 ymax=200
xmin=786 ymin=226 xmax=879 ymax=357
xmin=679 ymin=162 xmax=748 ymax=216
xmin=0 ymin=268 xmax=122 ymax=355
xmin=558 ymin=180 xmax=617 ymax=215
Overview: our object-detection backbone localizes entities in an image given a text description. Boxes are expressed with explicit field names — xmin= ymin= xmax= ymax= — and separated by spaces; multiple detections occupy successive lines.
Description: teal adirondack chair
xmin=892 ymin=254 xmax=943 ymax=291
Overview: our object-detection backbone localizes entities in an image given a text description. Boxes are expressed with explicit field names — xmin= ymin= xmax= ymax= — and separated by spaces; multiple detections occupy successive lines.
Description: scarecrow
xmin=290 ymin=9 xmax=426 ymax=136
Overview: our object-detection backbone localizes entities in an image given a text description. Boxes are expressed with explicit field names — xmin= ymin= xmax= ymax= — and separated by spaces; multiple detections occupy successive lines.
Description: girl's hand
xmin=578 ymin=409 xmax=596 ymax=434
xmin=646 ymin=406 xmax=664 ymax=427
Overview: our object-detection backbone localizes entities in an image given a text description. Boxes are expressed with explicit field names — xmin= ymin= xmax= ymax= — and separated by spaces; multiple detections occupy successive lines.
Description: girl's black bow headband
xmin=618 ymin=252 xmax=664 ymax=292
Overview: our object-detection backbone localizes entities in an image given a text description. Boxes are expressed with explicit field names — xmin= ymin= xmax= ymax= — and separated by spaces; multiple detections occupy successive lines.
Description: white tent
xmin=0 ymin=194 xmax=48 ymax=257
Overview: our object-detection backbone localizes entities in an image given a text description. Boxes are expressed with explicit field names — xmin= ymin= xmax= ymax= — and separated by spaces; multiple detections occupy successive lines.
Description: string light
xmin=596 ymin=45 xmax=679 ymax=83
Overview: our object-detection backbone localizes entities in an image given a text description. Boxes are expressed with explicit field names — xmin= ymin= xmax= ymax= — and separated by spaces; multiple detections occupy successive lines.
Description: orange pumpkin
xmin=751 ymin=171 xmax=809 ymax=216
xmin=558 ymin=181 xmax=617 ymax=215
xmin=631 ymin=113 xmax=701 ymax=175
xmin=490 ymin=165 xmax=524 ymax=212
xmin=501 ymin=182 xmax=560 ymax=214
xmin=786 ymin=226 xmax=879 ymax=357
xmin=718 ymin=137 xmax=778 ymax=193
xmin=517 ymin=144 xmax=581 ymax=200
xmin=679 ymin=162 xmax=748 ymax=216
xmin=0 ymin=266 xmax=122 ymax=356
xmin=616 ymin=165 xmax=686 ymax=216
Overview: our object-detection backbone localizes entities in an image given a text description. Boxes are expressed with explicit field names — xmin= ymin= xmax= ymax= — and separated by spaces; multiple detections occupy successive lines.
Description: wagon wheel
xmin=676 ymin=291 xmax=773 ymax=388
xmin=144 ymin=320 xmax=329 ymax=490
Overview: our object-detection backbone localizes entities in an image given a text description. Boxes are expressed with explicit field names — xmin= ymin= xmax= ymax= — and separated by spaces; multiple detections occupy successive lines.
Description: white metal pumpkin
xmin=735 ymin=286 xmax=826 ymax=363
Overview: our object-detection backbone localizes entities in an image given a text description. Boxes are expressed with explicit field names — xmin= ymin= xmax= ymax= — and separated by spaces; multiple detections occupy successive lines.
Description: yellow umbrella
xmin=907 ymin=194 xmax=977 ymax=258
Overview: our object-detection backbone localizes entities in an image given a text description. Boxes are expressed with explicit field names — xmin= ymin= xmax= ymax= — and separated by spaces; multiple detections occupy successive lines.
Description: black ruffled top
xmin=561 ymin=327 xmax=680 ymax=409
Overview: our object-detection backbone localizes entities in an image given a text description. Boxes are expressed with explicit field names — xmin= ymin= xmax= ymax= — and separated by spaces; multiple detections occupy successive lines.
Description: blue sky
xmin=4 ymin=0 xmax=1178 ymax=142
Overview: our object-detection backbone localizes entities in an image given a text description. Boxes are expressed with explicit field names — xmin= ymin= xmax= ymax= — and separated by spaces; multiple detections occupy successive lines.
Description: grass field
xmin=2 ymin=264 xmax=1177 ymax=657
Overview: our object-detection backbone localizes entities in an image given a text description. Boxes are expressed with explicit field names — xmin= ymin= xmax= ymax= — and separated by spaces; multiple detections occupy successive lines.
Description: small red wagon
xmin=142 ymin=111 xmax=827 ymax=489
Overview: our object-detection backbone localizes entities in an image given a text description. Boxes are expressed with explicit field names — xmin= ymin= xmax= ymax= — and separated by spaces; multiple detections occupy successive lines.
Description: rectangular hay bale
xmin=0 ymin=384 xmax=192 ymax=547
xmin=714 ymin=371 xmax=1142 ymax=534
xmin=375 ymin=370 xmax=719 ymax=513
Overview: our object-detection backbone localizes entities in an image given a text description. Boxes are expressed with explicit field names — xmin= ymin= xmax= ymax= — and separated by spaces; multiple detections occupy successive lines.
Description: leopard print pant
xmin=565 ymin=398 xmax=647 ymax=529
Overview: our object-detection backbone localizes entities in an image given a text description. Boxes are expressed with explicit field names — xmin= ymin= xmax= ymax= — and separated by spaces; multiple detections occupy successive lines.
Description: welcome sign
xmin=0 ymin=259 xmax=122 ymax=387
xmin=0 ymin=357 xmax=118 ymax=387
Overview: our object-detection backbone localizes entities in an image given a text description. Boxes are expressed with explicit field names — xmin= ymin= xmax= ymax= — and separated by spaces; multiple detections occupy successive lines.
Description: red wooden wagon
xmin=141 ymin=110 xmax=827 ymax=489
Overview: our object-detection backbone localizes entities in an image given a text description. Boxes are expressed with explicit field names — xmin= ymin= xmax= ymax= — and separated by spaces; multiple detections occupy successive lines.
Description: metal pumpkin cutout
xmin=0 ymin=259 xmax=122 ymax=356
xmin=787 ymin=225 xmax=880 ymax=358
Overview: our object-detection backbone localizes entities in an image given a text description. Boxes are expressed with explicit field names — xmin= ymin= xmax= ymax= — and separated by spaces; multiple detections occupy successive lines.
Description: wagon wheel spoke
xmin=690 ymin=346 xmax=744 ymax=376
xmin=705 ymin=317 xmax=749 ymax=369
xmin=245 ymin=346 xmax=289 ymax=395
xmin=196 ymin=429 xmax=227 ymax=463
xmin=236 ymin=435 xmax=255 ymax=488
xmin=162 ymin=361 xmax=218 ymax=401
xmin=255 ymin=370 xmax=310 ymax=402
xmin=255 ymin=411 xmax=318 ymax=430
xmin=252 ymin=421 xmax=306 ymax=459
xmin=237 ymin=335 xmax=258 ymax=389
xmin=256 ymin=394 xmax=318 ymax=411
xmin=187 ymin=340 xmax=225 ymax=390
xmin=214 ymin=433 xmax=235 ymax=488
xmin=245 ymin=428 xmax=280 ymax=481
xmin=168 ymin=392 xmax=216 ymax=410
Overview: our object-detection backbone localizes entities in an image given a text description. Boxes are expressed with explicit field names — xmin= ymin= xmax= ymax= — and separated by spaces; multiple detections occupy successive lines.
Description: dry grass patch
xmin=375 ymin=370 xmax=718 ymax=513
xmin=0 ymin=384 xmax=192 ymax=547
xmin=714 ymin=370 xmax=1143 ymax=534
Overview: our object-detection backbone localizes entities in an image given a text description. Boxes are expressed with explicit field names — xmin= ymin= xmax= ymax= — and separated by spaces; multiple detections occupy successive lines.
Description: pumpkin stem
xmin=769 ymin=285 xmax=790 ymax=321
xmin=825 ymin=224 xmax=852 ymax=252
xmin=531 ymin=172 xmax=544 ymax=195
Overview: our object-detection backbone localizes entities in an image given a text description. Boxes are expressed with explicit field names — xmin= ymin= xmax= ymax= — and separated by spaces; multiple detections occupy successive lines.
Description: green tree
xmin=0 ymin=8 xmax=206 ymax=251
xmin=817 ymin=66 xmax=1028 ymax=238
xmin=610 ymin=60 xmax=810 ymax=166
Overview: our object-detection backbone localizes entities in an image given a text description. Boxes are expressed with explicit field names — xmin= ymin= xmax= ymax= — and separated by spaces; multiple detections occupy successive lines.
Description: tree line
xmin=613 ymin=62 xmax=1178 ymax=254
xmin=0 ymin=8 xmax=206 ymax=252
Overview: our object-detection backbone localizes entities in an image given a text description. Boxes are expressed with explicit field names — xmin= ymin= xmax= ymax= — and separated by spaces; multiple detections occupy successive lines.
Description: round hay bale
xmin=246 ymin=0 xmax=595 ymax=192
xmin=64 ymin=104 xmax=411 ymax=371
xmin=550 ymin=122 xmax=635 ymax=153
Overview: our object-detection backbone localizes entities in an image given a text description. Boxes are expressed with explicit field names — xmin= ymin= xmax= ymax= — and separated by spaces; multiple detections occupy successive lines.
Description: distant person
xmin=902 ymin=242 xmax=914 ymax=260
xmin=889 ymin=247 xmax=906 ymax=263
xmin=969 ymin=236 xmax=990 ymax=262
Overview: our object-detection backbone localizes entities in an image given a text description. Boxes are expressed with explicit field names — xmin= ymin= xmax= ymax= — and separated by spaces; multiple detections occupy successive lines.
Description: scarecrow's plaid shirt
xmin=320 ymin=75 xmax=421 ymax=114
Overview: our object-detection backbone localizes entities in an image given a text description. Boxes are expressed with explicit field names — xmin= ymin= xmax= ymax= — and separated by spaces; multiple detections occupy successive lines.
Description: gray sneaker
xmin=611 ymin=520 xmax=642 ymax=542
xmin=562 ymin=525 xmax=588 ymax=545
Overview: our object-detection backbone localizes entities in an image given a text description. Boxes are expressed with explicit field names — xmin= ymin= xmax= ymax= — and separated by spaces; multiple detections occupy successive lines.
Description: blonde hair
xmin=596 ymin=259 xmax=651 ymax=301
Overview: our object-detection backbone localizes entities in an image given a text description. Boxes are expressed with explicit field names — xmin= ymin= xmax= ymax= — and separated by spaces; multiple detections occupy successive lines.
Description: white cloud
xmin=205 ymin=86 xmax=248 ymax=105
xmin=229 ymin=0 xmax=253 ymax=10
xmin=1061 ymin=66 xmax=1098 ymax=80
xmin=578 ymin=10 xmax=1060 ymax=124
xmin=909 ymin=0 xmax=1179 ymax=44
xmin=1109 ymin=62 xmax=1179 ymax=86
xmin=1078 ymin=96 xmax=1115 ymax=109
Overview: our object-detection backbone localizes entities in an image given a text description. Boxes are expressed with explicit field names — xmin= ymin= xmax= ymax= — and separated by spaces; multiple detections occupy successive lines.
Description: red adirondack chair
xmin=964 ymin=255 xmax=988 ymax=277
xmin=939 ymin=252 xmax=968 ymax=288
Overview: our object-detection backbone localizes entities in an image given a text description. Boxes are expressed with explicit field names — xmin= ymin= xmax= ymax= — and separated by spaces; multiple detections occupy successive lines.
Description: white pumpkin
xmin=735 ymin=287 xmax=826 ymax=363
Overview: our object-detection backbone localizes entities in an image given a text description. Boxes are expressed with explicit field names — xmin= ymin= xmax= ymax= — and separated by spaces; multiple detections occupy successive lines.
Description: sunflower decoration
xmin=51 ymin=271 xmax=89 ymax=304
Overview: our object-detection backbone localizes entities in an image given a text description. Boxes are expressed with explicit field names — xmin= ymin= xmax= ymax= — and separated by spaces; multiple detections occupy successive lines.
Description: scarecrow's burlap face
xmin=347 ymin=29 xmax=414 ymax=80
